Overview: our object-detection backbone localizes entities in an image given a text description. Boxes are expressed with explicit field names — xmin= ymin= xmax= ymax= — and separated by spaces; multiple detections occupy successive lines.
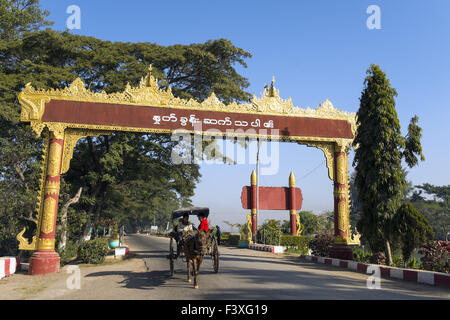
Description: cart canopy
xmin=171 ymin=207 xmax=209 ymax=220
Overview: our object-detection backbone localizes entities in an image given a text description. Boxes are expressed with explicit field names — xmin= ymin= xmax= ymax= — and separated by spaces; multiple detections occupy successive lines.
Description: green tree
xmin=353 ymin=64 xmax=425 ymax=265
xmin=294 ymin=211 xmax=332 ymax=235
xmin=349 ymin=171 xmax=361 ymax=230
xmin=319 ymin=211 xmax=334 ymax=231
xmin=393 ymin=202 xmax=434 ymax=264
xmin=0 ymin=0 xmax=52 ymax=40
xmin=299 ymin=211 xmax=321 ymax=235
xmin=259 ymin=220 xmax=282 ymax=245
xmin=0 ymin=0 xmax=54 ymax=256
xmin=281 ymin=211 xmax=332 ymax=235
xmin=409 ymin=183 xmax=450 ymax=240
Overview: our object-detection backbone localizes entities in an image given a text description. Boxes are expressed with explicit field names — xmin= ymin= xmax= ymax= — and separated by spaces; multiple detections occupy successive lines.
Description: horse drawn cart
xmin=167 ymin=207 xmax=219 ymax=278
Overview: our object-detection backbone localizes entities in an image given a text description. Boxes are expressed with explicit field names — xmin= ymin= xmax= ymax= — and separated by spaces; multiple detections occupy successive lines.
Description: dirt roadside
xmin=0 ymin=237 xmax=146 ymax=300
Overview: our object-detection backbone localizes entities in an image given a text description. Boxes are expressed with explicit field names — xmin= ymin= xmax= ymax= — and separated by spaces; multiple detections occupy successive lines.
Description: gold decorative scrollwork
xmin=348 ymin=228 xmax=361 ymax=245
xmin=296 ymin=213 xmax=302 ymax=236
xmin=337 ymin=200 xmax=348 ymax=233
xmin=44 ymin=180 xmax=60 ymax=195
xmin=16 ymin=228 xmax=38 ymax=250
xmin=16 ymin=131 xmax=50 ymax=250
xmin=61 ymin=128 xmax=111 ymax=174
xmin=47 ymin=142 xmax=62 ymax=178
xmin=18 ymin=86 xmax=51 ymax=121
xmin=41 ymin=197 xmax=57 ymax=234
xmin=246 ymin=214 xmax=253 ymax=244
xmin=48 ymin=123 xmax=67 ymax=140
xmin=38 ymin=238 xmax=55 ymax=251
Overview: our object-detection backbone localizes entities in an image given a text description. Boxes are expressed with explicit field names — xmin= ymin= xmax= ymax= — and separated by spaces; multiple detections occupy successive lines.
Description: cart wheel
xmin=211 ymin=236 xmax=219 ymax=273
xmin=169 ymin=237 xmax=175 ymax=277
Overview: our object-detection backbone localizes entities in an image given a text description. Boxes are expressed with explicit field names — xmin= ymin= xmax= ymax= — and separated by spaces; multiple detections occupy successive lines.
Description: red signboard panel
xmin=41 ymin=100 xmax=354 ymax=140
xmin=241 ymin=186 xmax=302 ymax=210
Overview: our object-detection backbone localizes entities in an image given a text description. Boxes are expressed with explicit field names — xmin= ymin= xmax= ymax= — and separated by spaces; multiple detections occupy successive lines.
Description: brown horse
xmin=184 ymin=229 xmax=209 ymax=289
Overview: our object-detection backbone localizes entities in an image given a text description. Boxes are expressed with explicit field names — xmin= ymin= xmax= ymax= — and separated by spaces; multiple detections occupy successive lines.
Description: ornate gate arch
xmin=17 ymin=68 xmax=360 ymax=274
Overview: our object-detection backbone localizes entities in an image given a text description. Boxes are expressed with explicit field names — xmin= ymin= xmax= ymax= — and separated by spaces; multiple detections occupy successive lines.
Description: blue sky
xmin=40 ymin=0 xmax=450 ymax=230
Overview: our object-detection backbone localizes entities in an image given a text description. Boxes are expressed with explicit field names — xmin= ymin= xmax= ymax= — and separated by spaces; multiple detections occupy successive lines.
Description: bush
xmin=369 ymin=252 xmax=386 ymax=265
xmin=58 ymin=241 xmax=79 ymax=266
xmin=0 ymin=236 xmax=18 ymax=256
xmin=220 ymin=232 xmax=230 ymax=242
xmin=392 ymin=254 xmax=404 ymax=268
xmin=353 ymin=247 xmax=372 ymax=263
xmin=259 ymin=220 xmax=282 ymax=245
xmin=393 ymin=202 xmax=434 ymax=262
xmin=308 ymin=231 xmax=334 ymax=257
xmin=77 ymin=238 xmax=110 ymax=264
xmin=419 ymin=240 xmax=450 ymax=273
xmin=226 ymin=235 xmax=240 ymax=246
xmin=406 ymin=256 xmax=422 ymax=270
xmin=280 ymin=235 xmax=312 ymax=254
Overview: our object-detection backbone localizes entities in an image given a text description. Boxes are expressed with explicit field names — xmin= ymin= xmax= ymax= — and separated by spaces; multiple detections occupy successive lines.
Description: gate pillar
xmin=29 ymin=130 xmax=64 ymax=275
xmin=250 ymin=170 xmax=258 ymax=236
xmin=329 ymin=142 xmax=354 ymax=260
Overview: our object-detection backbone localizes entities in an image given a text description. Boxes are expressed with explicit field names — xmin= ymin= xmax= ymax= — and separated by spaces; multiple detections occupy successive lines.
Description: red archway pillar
xmin=329 ymin=143 xmax=353 ymax=260
xmin=250 ymin=170 xmax=257 ymax=236
xmin=29 ymin=131 xmax=64 ymax=275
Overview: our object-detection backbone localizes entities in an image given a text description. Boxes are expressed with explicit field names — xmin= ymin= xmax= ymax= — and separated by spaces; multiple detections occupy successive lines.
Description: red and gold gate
xmin=17 ymin=68 xmax=360 ymax=274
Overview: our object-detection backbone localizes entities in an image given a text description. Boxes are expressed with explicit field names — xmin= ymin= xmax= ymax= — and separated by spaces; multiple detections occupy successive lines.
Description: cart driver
xmin=177 ymin=212 xmax=194 ymax=244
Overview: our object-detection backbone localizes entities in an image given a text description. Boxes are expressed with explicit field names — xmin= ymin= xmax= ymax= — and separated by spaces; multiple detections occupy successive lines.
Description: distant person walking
xmin=216 ymin=225 xmax=221 ymax=245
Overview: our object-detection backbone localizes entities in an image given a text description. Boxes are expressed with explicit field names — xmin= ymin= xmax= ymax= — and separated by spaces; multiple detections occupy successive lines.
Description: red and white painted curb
xmin=0 ymin=257 xmax=19 ymax=280
xmin=300 ymin=255 xmax=450 ymax=288
xmin=249 ymin=243 xmax=286 ymax=253
xmin=114 ymin=246 xmax=129 ymax=257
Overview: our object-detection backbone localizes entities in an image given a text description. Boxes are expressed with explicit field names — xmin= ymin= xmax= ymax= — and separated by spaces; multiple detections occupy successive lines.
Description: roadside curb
xmin=300 ymin=254 xmax=450 ymax=288
xmin=248 ymin=243 xmax=286 ymax=253
xmin=0 ymin=256 xmax=20 ymax=280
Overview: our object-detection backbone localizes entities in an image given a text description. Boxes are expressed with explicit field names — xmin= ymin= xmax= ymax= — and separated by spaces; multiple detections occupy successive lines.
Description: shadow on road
xmin=131 ymin=250 xmax=168 ymax=259
xmin=112 ymin=236 xmax=449 ymax=299
xmin=85 ymin=270 xmax=173 ymax=290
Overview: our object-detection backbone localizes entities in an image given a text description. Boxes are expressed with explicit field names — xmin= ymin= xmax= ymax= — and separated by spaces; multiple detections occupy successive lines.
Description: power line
xmin=297 ymin=159 xmax=326 ymax=181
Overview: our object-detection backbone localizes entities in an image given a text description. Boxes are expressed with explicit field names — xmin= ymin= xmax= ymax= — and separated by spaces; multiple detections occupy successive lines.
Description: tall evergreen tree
xmin=393 ymin=202 xmax=434 ymax=263
xmin=353 ymin=64 xmax=425 ymax=265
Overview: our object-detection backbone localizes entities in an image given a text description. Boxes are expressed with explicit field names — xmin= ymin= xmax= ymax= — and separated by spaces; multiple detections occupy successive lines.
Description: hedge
xmin=280 ymin=235 xmax=312 ymax=254
xmin=226 ymin=235 xmax=240 ymax=246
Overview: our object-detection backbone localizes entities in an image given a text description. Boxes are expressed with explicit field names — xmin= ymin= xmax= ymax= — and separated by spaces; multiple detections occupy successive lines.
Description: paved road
xmin=9 ymin=234 xmax=446 ymax=300
xmin=121 ymin=234 xmax=449 ymax=299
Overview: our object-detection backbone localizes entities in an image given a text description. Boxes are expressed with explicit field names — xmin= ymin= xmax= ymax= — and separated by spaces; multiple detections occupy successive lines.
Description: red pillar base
xmin=28 ymin=251 xmax=60 ymax=275
xmin=329 ymin=244 xmax=354 ymax=261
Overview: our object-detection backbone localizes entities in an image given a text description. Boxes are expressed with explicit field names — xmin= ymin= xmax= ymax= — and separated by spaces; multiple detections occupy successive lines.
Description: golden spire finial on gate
xmin=289 ymin=171 xmax=295 ymax=188
xmin=251 ymin=170 xmax=257 ymax=186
